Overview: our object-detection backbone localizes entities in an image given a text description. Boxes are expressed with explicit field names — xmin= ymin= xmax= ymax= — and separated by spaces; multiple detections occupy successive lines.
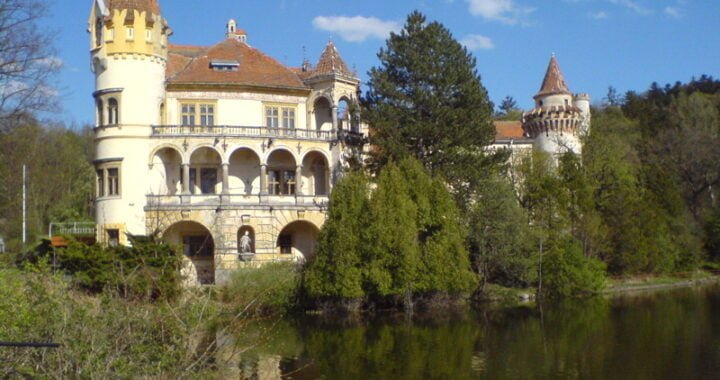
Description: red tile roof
xmin=166 ymin=39 xmax=307 ymax=90
xmin=536 ymin=55 xmax=571 ymax=97
xmin=106 ymin=0 xmax=160 ymax=15
xmin=494 ymin=121 xmax=526 ymax=140
xmin=309 ymin=41 xmax=355 ymax=79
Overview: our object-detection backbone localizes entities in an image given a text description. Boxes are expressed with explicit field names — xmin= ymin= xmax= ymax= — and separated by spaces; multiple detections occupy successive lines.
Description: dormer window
xmin=210 ymin=59 xmax=239 ymax=72
xmin=126 ymin=27 xmax=134 ymax=41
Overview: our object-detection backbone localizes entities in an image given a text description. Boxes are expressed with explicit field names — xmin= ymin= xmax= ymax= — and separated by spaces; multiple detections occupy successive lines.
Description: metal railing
xmin=151 ymin=125 xmax=337 ymax=141
xmin=48 ymin=222 xmax=96 ymax=237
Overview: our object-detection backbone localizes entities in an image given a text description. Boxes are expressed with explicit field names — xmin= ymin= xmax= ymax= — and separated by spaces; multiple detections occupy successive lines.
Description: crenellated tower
xmin=522 ymin=55 xmax=590 ymax=156
xmin=88 ymin=0 xmax=170 ymax=245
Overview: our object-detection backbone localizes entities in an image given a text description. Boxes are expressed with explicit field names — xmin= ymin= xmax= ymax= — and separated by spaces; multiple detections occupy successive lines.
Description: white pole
xmin=22 ymin=164 xmax=26 ymax=246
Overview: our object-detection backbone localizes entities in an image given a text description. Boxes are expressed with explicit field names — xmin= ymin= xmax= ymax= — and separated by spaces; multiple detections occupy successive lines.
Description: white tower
xmin=89 ymin=0 xmax=170 ymax=244
xmin=522 ymin=55 xmax=588 ymax=156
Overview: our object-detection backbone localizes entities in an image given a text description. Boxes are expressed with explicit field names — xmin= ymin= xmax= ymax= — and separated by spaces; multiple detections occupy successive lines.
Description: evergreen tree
xmin=365 ymin=162 xmax=420 ymax=299
xmin=398 ymin=158 xmax=476 ymax=294
xmin=304 ymin=172 xmax=370 ymax=299
xmin=362 ymin=11 xmax=499 ymax=195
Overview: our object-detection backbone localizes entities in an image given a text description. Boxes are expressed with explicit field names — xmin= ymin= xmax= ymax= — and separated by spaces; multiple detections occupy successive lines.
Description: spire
xmin=536 ymin=54 xmax=571 ymax=98
xmin=105 ymin=0 xmax=161 ymax=15
xmin=311 ymin=41 xmax=354 ymax=78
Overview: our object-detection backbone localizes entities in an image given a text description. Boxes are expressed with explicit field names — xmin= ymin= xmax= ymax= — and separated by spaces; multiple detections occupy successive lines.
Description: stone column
xmin=295 ymin=165 xmax=303 ymax=197
xmin=221 ymin=163 xmax=229 ymax=195
xmin=182 ymin=164 xmax=191 ymax=195
xmin=331 ymin=105 xmax=338 ymax=131
xmin=260 ymin=164 xmax=268 ymax=195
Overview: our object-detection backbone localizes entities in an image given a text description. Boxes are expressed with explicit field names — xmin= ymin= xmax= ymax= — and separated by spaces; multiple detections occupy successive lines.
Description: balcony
xmin=151 ymin=125 xmax=337 ymax=142
xmin=145 ymin=194 xmax=329 ymax=209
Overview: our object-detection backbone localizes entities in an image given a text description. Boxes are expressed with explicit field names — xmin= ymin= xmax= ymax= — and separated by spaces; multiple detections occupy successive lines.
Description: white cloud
xmin=460 ymin=34 xmax=495 ymax=50
xmin=664 ymin=6 xmax=682 ymax=18
xmin=465 ymin=0 xmax=534 ymax=25
xmin=609 ymin=0 xmax=651 ymax=15
xmin=312 ymin=16 xmax=400 ymax=42
xmin=589 ymin=11 xmax=608 ymax=19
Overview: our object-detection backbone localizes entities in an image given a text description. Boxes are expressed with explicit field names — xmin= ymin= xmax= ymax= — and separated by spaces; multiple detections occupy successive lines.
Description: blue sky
xmin=49 ymin=0 xmax=720 ymax=126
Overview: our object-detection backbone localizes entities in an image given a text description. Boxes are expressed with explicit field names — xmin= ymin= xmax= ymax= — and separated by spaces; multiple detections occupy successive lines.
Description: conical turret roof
xmin=535 ymin=55 xmax=571 ymax=98
xmin=310 ymin=41 xmax=355 ymax=78
xmin=105 ymin=0 xmax=160 ymax=15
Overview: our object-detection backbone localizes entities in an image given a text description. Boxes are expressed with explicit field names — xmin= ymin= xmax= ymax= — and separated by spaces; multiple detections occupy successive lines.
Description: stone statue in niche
xmin=240 ymin=231 xmax=252 ymax=253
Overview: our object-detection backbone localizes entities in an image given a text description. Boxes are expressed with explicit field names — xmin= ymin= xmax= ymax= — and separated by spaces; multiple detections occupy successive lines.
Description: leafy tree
xmin=362 ymin=11 xmax=499 ymax=195
xmin=468 ymin=173 xmax=536 ymax=289
xmin=304 ymin=172 xmax=371 ymax=300
xmin=0 ymin=0 xmax=60 ymax=126
xmin=540 ymin=237 xmax=606 ymax=299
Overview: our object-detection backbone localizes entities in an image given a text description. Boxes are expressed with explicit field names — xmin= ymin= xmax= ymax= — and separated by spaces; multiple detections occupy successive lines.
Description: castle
xmin=87 ymin=0 xmax=589 ymax=285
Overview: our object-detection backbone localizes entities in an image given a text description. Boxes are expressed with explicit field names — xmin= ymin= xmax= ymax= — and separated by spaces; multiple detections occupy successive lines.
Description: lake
xmin=235 ymin=285 xmax=720 ymax=379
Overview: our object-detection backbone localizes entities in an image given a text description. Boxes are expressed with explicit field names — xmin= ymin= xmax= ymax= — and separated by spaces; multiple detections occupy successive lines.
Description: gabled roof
xmin=105 ymin=0 xmax=160 ymax=15
xmin=308 ymin=41 xmax=355 ymax=79
xmin=535 ymin=55 xmax=571 ymax=98
xmin=166 ymin=39 xmax=307 ymax=91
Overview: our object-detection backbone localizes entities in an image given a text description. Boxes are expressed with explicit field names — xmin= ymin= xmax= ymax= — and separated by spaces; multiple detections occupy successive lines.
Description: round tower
xmin=573 ymin=93 xmax=591 ymax=136
xmin=522 ymin=55 xmax=584 ymax=156
xmin=88 ymin=0 xmax=170 ymax=244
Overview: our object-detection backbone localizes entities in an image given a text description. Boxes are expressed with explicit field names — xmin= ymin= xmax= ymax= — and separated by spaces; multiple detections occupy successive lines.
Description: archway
xmin=277 ymin=221 xmax=319 ymax=262
xmin=337 ymin=97 xmax=350 ymax=131
xmin=150 ymin=146 xmax=183 ymax=195
xmin=266 ymin=149 xmax=297 ymax=195
xmin=189 ymin=147 xmax=222 ymax=194
xmin=313 ymin=97 xmax=332 ymax=131
xmin=163 ymin=221 xmax=215 ymax=285
xmin=301 ymin=151 xmax=329 ymax=196
xmin=229 ymin=148 xmax=261 ymax=195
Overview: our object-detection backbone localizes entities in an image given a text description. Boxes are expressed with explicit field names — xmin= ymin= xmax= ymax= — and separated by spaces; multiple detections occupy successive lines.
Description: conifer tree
xmin=304 ymin=172 xmax=370 ymax=299
xmin=363 ymin=11 xmax=498 ymax=194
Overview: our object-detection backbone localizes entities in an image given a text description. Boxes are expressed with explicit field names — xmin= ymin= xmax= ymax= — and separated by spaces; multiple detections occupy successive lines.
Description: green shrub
xmin=541 ymin=237 xmax=606 ymax=299
xmin=220 ymin=262 xmax=301 ymax=314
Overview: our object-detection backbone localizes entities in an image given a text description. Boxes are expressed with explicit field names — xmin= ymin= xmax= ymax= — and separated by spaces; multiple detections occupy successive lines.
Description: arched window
xmin=95 ymin=18 xmax=103 ymax=47
xmin=108 ymin=98 xmax=119 ymax=125
xmin=96 ymin=99 xmax=104 ymax=126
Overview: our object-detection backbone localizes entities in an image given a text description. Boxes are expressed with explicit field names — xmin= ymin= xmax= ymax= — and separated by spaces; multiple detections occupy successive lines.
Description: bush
xmin=220 ymin=262 xmax=301 ymax=315
xmin=541 ymin=237 xmax=606 ymax=299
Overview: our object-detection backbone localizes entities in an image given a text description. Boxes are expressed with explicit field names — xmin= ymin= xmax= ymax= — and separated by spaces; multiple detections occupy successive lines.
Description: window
xmin=95 ymin=18 xmax=103 ymax=47
xmin=200 ymin=168 xmax=217 ymax=194
xmin=266 ymin=107 xmax=279 ymax=129
xmin=279 ymin=235 xmax=292 ymax=254
xmin=200 ymin=104 xmax=214 ymax=126
xmin=282 ymin=108 xmax=295 ymax=129
xmin=96 ymin=163 xmax=121 ymax=198
xmin=180 ymin=102 xmax=216 ymax=126
xmin=96 ymin=99 xmax=104 ymax=126
xmin=107 ymin=168 xmax=119 ymax=196
xmin=145 ymin=29 xmax=152 ymax=42
xmin=126 ymin=27 xmax=134 ymax=40
xmin=265 ymin=105 xmax=296 ymax=129
xmin=107 ymin=229 xmax=119 ymax=247
xmin=182 ymin=104 xmax=196 ymax=126
xmin=268 ymin=170 xmax=296 ymax=195
xmin=108 ymin=98 xmax=119 ymax=125
xmin=108 ymin=28 xmax=115 ymax=42
xmin=183 ymin=236 xmax=213 ymax=257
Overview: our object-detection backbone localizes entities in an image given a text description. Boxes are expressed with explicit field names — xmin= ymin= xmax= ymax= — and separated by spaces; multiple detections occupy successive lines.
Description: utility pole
xmin=22 ymin=164 xmax=26 ymax=248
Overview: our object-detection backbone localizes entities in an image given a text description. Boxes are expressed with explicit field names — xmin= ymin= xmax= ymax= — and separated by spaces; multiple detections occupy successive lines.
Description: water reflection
xmin=240 ymin=285 xmax=720 ymax=379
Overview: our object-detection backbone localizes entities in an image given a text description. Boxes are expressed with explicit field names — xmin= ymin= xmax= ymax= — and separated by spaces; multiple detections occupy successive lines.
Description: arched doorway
xmin=163 ymin=221 xmax=215 ymax=285
xmin=229 ymin=148 xmax=261 ymax=195
xmin=189 ymin=147 xmax=222 ymax=195
xmin=313 ymin=97 xmax=332 ymax=131
xmin=277 ymin=221 xmax=319 ymax=262
xmin=150 ymin=147 xmax=183 ymax=195
xmin=301 ymin=151 xmax=329 ymax=196
xmin=266 ymin=149 xmax=297 ymax=196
